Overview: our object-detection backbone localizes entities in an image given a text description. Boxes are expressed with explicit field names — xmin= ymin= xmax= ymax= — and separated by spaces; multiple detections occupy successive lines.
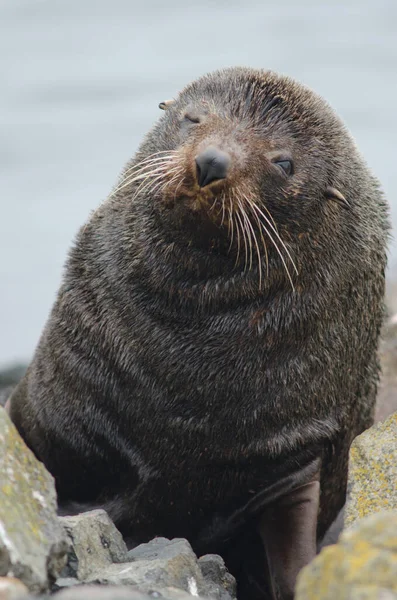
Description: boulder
xmin=296 ymin=511 xmax=397 ymax=599
xmin=345 ymin=412 xmax=397 ymax=528
xmin=82 ymin=537 xmax=235 ymax=599
xmin=198 ymin=555 xmax=236 ymax=600
xmin=0 ymin=407 xmax=68 ymax=593
xmin=377 ymin=318 xmax=397 ymax=422
xmin=60 ymin=510 xmax=128 ymax=580
xmin=54 ymin=585 xmax=203 ymax=600
xmin=87 ymin=538 xmax=206 ymax=593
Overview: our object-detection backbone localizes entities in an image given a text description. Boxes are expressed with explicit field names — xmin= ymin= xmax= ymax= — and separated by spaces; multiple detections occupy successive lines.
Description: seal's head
xmin=115 ymin=68 xmax=366 ymax=290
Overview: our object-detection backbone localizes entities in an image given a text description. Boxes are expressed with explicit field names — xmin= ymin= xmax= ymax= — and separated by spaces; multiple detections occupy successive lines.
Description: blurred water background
xmin=1 ymin=0 xmax=396 ymax=367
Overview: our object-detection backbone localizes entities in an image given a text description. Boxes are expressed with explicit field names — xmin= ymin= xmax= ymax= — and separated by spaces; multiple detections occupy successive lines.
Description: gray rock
xmin=0 ymin=407 xmax=68 ymax=593
xmin=296 ymin=510 xmax=397 ymax=600
xmin=86 ymin=538 xmax=205 ymax=594
xmin=54 ymin=585 xmax=201 ymax=600
xmin=377 ymin=318 xmax=397 ymax=423
xmin=59 ymin=510 xmax=128 ymax=581
xmin=53 ymin=577 xmax=80 ymax=590
xmin=127 ymin=538 xmax=177 ymax=562
xmin=198 ymin=555 xmax=236 ymax=600
xmin=345 ymin=412 xmax=397 ymax=528
xmin=0 ymin=577 xmax=29 ymax=600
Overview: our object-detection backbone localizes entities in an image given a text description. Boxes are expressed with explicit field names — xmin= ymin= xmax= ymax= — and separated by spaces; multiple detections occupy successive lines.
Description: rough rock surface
xmin=0 ymin=407 xmax=68 ymax=593
xmin=376 ymin=316 xmax=397 ymax=422
xmin=55 ymin=585 xmax=203 ymax=600
xmin=345 ymin=412 xmax=397 ymax=528
xmin=295 ymin=511 xmax=397 ymax=600
xmin=198 ymin=555 xmax=236 ymax=600
xmin=60 ymin=510 xmax=128 ymax=580
xmin=79 ymin=537 xmax=236 ymax=600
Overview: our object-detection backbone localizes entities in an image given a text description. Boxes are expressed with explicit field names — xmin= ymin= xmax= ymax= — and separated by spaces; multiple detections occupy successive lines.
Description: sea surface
xmin=1 ymin=0 xmax=396 ymax=366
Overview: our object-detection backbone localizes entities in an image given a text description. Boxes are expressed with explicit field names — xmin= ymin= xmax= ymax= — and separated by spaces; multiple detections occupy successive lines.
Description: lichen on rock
xmin=0 ymin=407 xmax=68 ymax=593
xmin=60 ymin=509 xmax=128 ymax=581
xmin=345 ymin=412 xmax=397 ymax=528
xmin=295 ymin=510 xmax=397 ymax=600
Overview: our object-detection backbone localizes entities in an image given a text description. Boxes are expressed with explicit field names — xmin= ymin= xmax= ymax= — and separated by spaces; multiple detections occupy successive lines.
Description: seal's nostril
xmin=195 ymin=146 xmax=231 ymax=188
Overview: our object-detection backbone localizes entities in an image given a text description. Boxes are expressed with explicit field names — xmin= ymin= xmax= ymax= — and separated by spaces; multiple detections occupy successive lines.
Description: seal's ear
xmin=159 ymin=99 xmax=175 ymax=111
xmin=325 ymin=186 xmax=350 ymax=209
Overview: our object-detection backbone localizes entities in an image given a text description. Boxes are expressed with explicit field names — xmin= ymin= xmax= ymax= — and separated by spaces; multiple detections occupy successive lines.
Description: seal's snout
xmin=195 ymin=146 xmax=231 ymax=188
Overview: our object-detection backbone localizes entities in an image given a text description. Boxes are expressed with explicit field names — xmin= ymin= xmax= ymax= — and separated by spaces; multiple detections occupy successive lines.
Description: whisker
xmin=110 ymin=164 xmax=171 ymax=198
xmin=221 ymin=193 xmax=226 ymax=227
xmin=250 ymin=202 xmax=298 ymax=275
xmin=114 ymin=153 xmax=180 ymax=195
xmin=241 ymin=197 xmax=263 ymax=290
xmin=261 ymin=203 xmax=279 ymax=233
xmin=247 ymin=199 xmax=269 ymax=279
xmin=234 ymin=207 xmax=242 ymax=267
xmin=235 ymin=208 xmax=249 ymax=272
xmin=123 ymin=151 xmax=178 ymax=176
xmin=173 ymin=177 xmax=185 ymax=200
xmin=130 ymin=170 xmax=170 ymax=202
xmin=250 ymin=203 xmax=295 ymax=291
xmin=159 ymin=169 xmax=184 ymax=194
xmin=228 ymin=206 xmax=235 ymax=254
xmin=238 ymin=199 xmax=254 ymax=271
xmin=146 ymin=176 xmax=173 ymax=199
xmin=119 ymin=158 xmax=177 ymax=188
xmin=209 ymin=197 xmax=218 ymax=212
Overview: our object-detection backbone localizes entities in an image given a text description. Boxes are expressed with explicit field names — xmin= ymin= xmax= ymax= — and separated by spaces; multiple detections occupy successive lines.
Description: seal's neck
xmin=126 ymin=207 xmax=295 ymax=314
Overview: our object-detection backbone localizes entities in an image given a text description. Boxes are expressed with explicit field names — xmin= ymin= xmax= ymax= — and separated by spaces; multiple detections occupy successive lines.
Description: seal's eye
xmin=274 ymin=160 xmax=294 ymax=176
xmin=184 ymin=111 xmax=201 ymax=124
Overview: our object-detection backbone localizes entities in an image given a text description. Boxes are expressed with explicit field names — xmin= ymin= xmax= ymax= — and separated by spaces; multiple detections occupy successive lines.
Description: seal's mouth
xmin=111 ymin=149 xmax=298 ymax=290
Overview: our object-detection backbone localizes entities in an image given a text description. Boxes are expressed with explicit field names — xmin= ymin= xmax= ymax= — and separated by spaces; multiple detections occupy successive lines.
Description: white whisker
xmin=250 ymin=202 xmax=298 ymax=275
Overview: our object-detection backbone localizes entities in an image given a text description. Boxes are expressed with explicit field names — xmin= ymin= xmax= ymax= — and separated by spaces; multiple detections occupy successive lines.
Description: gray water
xmin=1 ymin=0 xmax=397 ymax=366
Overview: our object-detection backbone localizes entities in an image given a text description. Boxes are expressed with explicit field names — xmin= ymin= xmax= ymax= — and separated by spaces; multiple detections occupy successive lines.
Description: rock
xmin=53 ymin=577 xmax=80 ymax=591
xmin=345 ymin=412 xmax=397 ymax=528
xmin=377 ymin=317 xmax=397 ymax=423
xmin=126 ymin=538 xmax=177 ymax=562
xmin=84 ymin=537 xmax=234 ymax=599
xmin=0 ymin=408 xmax=68 ymax=593
xmin=87 ymin=538 xmax=205 ymax=593
xmin=295 ymin=511 xmax=397 ymax=600
xmin=0 ymin=577 xmax=29 ymax=600
xmin=198 ymin=555 xmax=236 ymax=600
xmin=54 ymin=585 xmax=199 ymax=600
xmin=59 ymin=510 xmax=128 ymax=581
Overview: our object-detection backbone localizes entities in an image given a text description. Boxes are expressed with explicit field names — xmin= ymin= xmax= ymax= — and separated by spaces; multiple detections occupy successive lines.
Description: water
xmin=1 ymin=0 xmax=396 ymax=366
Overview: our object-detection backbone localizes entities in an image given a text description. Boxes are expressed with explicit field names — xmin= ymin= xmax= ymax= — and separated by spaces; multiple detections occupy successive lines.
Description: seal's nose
xmin=195 ymin=146 xmax=231 ymax=188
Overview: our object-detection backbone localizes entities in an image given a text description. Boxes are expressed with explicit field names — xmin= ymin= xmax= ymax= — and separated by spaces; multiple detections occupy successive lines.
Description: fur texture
xmin=9 ymin=68 xmax=389 ymax=599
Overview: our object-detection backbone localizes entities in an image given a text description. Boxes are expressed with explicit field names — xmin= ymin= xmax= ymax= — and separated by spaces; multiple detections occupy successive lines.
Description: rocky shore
xmin=1 ymin=320 xmax=397 ymax=599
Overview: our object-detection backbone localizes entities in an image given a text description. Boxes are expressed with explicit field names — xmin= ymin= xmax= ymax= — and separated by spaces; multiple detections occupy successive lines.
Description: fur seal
xmin=8 ymin=68 xmax=389 ymax=599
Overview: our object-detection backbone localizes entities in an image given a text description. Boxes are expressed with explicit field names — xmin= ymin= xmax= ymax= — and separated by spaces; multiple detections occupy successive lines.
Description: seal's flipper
xmin=258 ymin=475 xmax=320 ymax=600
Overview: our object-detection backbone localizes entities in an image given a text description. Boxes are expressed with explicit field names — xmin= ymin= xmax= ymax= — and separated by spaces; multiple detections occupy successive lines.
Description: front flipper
xmin=258 ymin=467 xmax=321 ymax=600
